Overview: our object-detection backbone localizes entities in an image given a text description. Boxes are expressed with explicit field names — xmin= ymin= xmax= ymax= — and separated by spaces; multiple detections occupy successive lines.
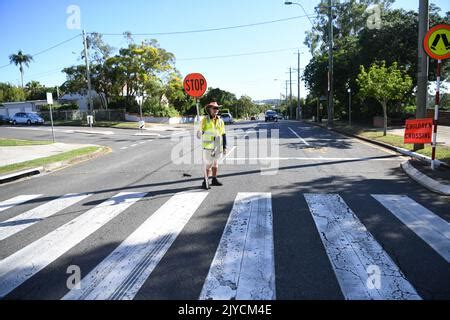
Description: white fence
xmin=125 ymin=113 xmax=197 ymax=124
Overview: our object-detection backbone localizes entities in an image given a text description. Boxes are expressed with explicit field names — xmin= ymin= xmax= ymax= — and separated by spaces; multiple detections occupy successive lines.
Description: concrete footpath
xmin=0 ymin=143 xmax=94 ymax=166
xmin=0 ymin=142 xmax=108 ymax=184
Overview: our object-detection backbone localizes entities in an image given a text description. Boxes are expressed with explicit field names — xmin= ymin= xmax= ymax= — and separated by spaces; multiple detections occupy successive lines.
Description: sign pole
xmin=46 ymin=92 xmax=56 ymax=143
xmin=184 ymin=73 xmax=208 ymax=189
xmin=49 ymin=103 xmax=55 ymax=143
xmin=195 ymin=98 xmax=200 ymax=124
xmin=431 ymin=59 xmax=441 ymax=170
xmin=422 ymin=23 xmax=449 ymax=169
xmin=195 ymin=98 xmax=209 ymax=189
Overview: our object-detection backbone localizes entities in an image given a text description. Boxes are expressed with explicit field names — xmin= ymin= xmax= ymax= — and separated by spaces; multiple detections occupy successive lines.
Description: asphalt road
xmin=0 ymin=120 xmax=449 ymax=300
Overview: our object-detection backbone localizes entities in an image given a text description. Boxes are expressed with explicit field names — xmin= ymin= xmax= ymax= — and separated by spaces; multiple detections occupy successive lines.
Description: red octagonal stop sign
xmin=183 ymin=73 xmax=207 ymax=98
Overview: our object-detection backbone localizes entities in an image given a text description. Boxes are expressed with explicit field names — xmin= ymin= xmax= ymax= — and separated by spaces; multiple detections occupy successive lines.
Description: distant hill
xmin=253 ymin=99 xmax=282 ymax=106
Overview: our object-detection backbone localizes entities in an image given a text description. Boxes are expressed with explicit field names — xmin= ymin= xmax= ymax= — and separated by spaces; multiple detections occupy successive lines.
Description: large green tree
xmin=0 ymin=83 xmax=26 ymax=102
xmin=200 ymin=88 xmax=237 ymax=114
xmin=9 ymin=50 xmax=33 ymax=88
xmin=357 ymin=61 xmax=412 ymax=135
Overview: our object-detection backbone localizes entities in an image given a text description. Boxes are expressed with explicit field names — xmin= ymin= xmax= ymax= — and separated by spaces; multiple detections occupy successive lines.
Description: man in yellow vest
xmin=197 ymin=101 xmax=227 ymax=189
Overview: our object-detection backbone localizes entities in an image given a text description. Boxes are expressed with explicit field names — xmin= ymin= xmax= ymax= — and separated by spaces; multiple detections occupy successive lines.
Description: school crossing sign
xmin=423 ymin=24 xmax=450 ymax=60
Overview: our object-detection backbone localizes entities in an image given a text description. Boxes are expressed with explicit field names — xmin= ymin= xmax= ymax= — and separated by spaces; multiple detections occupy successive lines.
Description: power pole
xmin=289 ymin=67 xmax=292 ymax=119
xmin=82 ymin=30 xmax=94 ymax=115
xmin=285 ymin=80 xmax=288 ymax=118
xmin=415 ymin=0 xmax=429 ymax=150
xmin=297 ymin=50 xmax=302 ymax=120
xmin=327 ymin=0 xmax=334 ymax=128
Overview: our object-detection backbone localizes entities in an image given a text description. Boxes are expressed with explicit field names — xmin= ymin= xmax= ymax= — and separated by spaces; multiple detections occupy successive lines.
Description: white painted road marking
xmin=63 ymin=191 xmax=208 ymax=300
xmin=130 ymin=144 xmax=138 ymax=147
xmin=6 ymin=127 xmax=74 ymax=134
xmin=0 ymin=195 xmax=42 ymax=213
xmin=304 ymin=194 xmax=421 ymax=300
xmin=225 ymin=157 xmax=402 ymax=161
xmin=0 ymin=192 xmax=146 ymax=298
xmin=0 ymin=193 xmax=91 ymax=241
xmin=200 ymin=192 xmax=275 ymax=300
xmin=288 ymin=127 xmax=310 ymax=146
xmin=372 ymin=194 xmax=450 ymax=263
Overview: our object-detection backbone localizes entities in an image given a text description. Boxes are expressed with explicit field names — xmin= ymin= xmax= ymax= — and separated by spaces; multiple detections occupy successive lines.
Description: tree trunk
xmin=382 ymin=100 xmax=388 ymax=136
xmin=20 ymin=64 xmax=24 ymax=89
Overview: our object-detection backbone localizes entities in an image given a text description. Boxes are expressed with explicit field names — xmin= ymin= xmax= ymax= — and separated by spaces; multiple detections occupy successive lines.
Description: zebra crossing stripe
xmin=0 ymin=192 xmax=146 ymax=298
xmin=0 ymin=195 xmax=42 ymax=213
xmin=0 ymin=193 xmax=92 ymax=242
xmin=62 ymin=191 xmax=208 ymax=300
xmin=199 ymin=192 xmax=275 ymax=300
xmin=304 ymin=194 xmax=421 ymax=300
xmin=372 ymin=194 xmax=450 ymax=263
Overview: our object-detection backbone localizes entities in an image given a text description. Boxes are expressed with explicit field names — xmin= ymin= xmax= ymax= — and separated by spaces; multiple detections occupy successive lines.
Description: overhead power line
xmin=0 ymin=34 xmax=81 ymax=70
xmin=178 ymin=47 xmax=302 ymax=61
xmin=96 ymin=14 xmax=315 ymax=36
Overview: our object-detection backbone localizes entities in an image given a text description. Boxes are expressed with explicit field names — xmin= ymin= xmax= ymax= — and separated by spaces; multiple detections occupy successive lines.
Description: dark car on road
xmin=0 ymin=114 xmax=11 ymax=124
xmin=265 ymin=110 xmax=278 ymax=122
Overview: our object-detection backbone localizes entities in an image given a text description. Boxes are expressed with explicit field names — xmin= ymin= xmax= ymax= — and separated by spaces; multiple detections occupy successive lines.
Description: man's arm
xmin=222 ymin=133 xmax=227 ymax=151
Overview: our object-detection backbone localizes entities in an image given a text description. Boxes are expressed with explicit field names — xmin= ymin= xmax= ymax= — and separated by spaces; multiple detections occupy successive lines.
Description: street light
xmin=284 ymin=1 xmax=316 ymax=28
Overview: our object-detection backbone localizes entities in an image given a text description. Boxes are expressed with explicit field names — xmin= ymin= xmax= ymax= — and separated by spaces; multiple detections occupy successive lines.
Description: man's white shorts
xmin=203 ymin=149 xmax=221 ymax=168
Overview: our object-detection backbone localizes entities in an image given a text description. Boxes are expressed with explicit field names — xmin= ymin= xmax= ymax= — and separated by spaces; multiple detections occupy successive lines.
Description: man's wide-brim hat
xmin=205 ymin=101 xmax=221 ymax=109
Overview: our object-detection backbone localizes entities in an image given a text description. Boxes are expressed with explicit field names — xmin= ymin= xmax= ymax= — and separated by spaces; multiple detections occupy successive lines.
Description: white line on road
xmin=130 ymin=144 xmax=138 ymax=147
xmin=225 ymin=157 xmax=402 ymax=161
xmin=0 ymin=195 xmax=42 ymax=213
xmin=0 ymin=193 xmax=92 ymax=241
xmin=200 ymin=192 xmax=275 ymax=300
xmin=63 ymin=191 xmax=208 ymax=300
xmin=134 ymin=132 xmax=161 ymax=136
xmin=5 ymin=127 xmax=74 ymax=134
xmin=73 ymin=130 xmax=114 ymax=135
xmin=120 ymin=147 xmax=128 ymax=150
xmin=304 ymin=193 xmax=421 ymax=300
xmin=372 ymin=194 xmax=450 ymax=263
xmin=288 ymin=127 xmax=310 ymax=146
xmin=0 ymin=191 xmax=147 ymax=298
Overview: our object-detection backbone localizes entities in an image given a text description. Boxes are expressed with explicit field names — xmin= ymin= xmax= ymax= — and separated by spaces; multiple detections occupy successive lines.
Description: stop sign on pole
xmin=183 ymin=73 xmax=207 ymax=98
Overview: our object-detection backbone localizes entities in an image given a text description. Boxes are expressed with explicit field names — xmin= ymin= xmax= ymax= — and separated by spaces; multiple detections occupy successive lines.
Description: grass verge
xmin=330 ymin=123 xmax=450 ymax=165
xmin=0 ymin=138 xmax=53 ymax=146
xmin=0 ymin=146 xmax=102 ymax=175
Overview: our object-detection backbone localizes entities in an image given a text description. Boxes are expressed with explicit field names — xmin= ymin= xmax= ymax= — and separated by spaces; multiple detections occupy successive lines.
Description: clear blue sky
xmin=0 ymin=0 xmax=449 ymax=100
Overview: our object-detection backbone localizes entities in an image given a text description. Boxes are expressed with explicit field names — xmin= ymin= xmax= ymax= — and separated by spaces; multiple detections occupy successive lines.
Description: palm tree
xmin=9 ymin=50 xmax=33 ymax=88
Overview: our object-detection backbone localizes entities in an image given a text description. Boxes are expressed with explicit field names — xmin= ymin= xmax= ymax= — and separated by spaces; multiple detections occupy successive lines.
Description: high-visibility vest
xmin=201 ymin=116 xmax=225 ymax=150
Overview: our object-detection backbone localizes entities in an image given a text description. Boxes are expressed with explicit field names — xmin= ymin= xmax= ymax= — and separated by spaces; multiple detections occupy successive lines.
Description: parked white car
xmin=11 ymin=112 xmax=45 ymax=125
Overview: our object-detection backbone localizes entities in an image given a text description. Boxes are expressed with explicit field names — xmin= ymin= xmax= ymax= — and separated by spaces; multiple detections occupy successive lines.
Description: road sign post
xmin=423 ymin=24 xmax=450 ymax=169
xmin=183 ymin=73 xmax=207 ymax=123
xmin=136 ymin=95 xmax=144 ymax=133
xmin=46 ymin=92 xmax=55 ymax=143
xmin=183 ymin=73 xmax=208 ymax=188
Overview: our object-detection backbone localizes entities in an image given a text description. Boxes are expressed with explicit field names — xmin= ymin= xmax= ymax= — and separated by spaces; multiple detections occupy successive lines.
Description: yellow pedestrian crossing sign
xmin=423 ymin=24 xmax=450 ymax=60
